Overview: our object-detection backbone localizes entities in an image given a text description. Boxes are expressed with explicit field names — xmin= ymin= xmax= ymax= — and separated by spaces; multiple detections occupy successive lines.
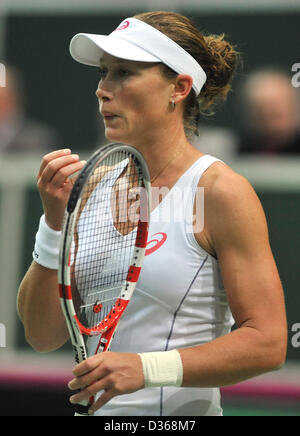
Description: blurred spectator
xmin=0 ymin=65 xmax=61 ymax=155
xmin=238 ymin=68 xmax=300 ymax=155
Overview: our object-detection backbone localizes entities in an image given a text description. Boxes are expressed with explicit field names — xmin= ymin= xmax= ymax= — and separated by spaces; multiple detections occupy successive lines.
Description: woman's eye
xmin=98 ymin=68 xmax=107 ymax=79
xmin=117 ymin=69 xmax=132 ymax=78
xmin=98 ymin=67 xmax=132 ymax=81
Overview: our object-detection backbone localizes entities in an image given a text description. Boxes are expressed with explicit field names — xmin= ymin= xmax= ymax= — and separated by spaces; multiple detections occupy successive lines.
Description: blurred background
xmin=0 ymin=0 xmax=300 ymax=416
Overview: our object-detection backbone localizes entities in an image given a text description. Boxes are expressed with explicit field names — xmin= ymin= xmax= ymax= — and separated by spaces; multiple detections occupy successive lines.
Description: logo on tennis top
xmin=115 ymin=20 xmax=130 ymax=31
xmin=145 ymin=232 xmax=167 ymax=256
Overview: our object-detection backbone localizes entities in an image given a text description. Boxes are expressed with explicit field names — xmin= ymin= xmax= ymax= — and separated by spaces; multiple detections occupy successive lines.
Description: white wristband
xmin=32 ymin=215 xmax=61 ymax=270
xmin=138 ymin=349 xmax=183 ymax=388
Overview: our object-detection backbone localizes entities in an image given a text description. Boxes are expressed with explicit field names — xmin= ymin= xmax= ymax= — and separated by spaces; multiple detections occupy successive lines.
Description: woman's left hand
xmin=68 ymin=352 xmax=145 ymax=414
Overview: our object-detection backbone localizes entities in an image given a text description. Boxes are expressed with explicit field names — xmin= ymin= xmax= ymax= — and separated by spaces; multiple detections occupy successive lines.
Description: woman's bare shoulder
xmin=199 ymin=160 xmax=257 ymax=204
xmin=197 ymin=159 xmax=268 ymax=249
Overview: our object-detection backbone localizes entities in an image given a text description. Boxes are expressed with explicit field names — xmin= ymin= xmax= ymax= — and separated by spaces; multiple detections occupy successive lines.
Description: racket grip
xmin=73 ymin=392 xmax=94 ymax=416
xmin=74 ymin=403 xmax=90 ymax=416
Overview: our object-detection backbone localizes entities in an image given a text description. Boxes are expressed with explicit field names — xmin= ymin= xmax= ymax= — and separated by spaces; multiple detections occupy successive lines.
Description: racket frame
xmin=58 ymin=143 xmax=151 ymax=414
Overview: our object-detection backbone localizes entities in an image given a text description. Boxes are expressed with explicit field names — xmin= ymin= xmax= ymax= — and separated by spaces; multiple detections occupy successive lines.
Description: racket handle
xmin=74 ymin=404 xmax=90 ymax=416
xmin=73 ymin=393 xmax=94 ymax=416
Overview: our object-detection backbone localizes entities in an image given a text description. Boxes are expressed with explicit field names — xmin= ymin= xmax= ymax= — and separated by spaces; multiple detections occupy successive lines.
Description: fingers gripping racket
xmin=58 ymin=143 xmax=151 ymax=416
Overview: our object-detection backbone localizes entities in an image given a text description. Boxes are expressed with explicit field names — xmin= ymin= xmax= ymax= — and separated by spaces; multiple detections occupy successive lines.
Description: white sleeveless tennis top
xmin=88 ymin=154 xmax=234 ymax=416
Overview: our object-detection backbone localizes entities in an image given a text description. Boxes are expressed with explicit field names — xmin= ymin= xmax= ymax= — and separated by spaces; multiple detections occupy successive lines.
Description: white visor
xmin=69 ymin=17 xmax=207 ymax=96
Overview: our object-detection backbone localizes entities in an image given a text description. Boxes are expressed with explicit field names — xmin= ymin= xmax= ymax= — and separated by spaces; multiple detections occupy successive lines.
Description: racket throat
xmin=95 ymin=323 xmax=120 ymax=354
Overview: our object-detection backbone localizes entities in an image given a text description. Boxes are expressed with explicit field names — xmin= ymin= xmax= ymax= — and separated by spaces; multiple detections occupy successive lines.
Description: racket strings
xmin=71 ymin=150 xmax=143 ymax=330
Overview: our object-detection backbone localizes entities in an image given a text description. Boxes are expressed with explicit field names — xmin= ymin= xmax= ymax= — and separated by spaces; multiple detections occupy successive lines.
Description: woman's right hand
xmin=37 ymin=149 xmax=86 ymax=230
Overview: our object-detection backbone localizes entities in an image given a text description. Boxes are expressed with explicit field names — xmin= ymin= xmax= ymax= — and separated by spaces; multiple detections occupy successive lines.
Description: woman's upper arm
xmin=206 ymin=168 xmax=287 ymax=347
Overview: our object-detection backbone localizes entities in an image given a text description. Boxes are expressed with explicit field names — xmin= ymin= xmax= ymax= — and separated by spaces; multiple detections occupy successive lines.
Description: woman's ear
xmin=172 ymin=74 xmax=193 ymax=104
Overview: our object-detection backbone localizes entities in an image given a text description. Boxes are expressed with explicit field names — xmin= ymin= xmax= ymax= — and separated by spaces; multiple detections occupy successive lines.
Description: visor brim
xmin=70 ymin=33 xmax=160 ymax=66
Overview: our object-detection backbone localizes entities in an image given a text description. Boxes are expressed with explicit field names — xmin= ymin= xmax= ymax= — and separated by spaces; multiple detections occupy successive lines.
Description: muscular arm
xmin=180 ymin=166 xmax=287 ymax=387
xmin=17 ymin=261 xmax=69 ymax=352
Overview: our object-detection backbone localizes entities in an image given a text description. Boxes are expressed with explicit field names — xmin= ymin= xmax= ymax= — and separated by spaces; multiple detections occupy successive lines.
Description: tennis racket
xmin=58 ymin=143 xmax=151 ymax=416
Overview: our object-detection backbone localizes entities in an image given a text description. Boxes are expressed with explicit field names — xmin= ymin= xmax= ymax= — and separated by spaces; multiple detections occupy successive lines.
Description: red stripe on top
xmin=126 ymin=266 xmax=141 ymax=282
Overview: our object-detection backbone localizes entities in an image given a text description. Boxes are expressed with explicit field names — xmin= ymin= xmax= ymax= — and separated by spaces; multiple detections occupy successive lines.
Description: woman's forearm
xmin=17 ymin=261 xmax=69 ymax=352
xmin=179 ymin=325 xmax=287 ymax=388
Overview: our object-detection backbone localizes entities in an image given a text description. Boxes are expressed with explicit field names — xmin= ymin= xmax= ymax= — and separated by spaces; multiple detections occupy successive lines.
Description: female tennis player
xmin=18 ymin=11 xmax=287 ymax=416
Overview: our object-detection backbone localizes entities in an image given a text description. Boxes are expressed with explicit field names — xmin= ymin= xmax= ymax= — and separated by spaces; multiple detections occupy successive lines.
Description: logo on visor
xmin=115 ymin=20 xmax=130 ymax=31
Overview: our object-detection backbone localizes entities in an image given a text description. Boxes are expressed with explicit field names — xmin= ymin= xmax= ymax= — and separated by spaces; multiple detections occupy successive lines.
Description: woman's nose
xmin=95 ymin=81 xmax=111 ymax=101
xmin=96 ymin=85 xmax=106 ymax=100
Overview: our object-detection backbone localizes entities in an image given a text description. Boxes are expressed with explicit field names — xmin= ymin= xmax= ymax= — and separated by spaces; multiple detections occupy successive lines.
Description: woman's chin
xmin=105 ymin=129 xmax=130 ymax=144
xmin=105 ymin=127 xmax=119 ymax=140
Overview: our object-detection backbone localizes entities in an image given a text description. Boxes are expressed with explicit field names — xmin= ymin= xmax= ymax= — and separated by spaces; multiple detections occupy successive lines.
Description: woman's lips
xmin=102 ymin=111 xmax=117 ymax=116
xmin=102 ymin=112 xmax=119 ymax=122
